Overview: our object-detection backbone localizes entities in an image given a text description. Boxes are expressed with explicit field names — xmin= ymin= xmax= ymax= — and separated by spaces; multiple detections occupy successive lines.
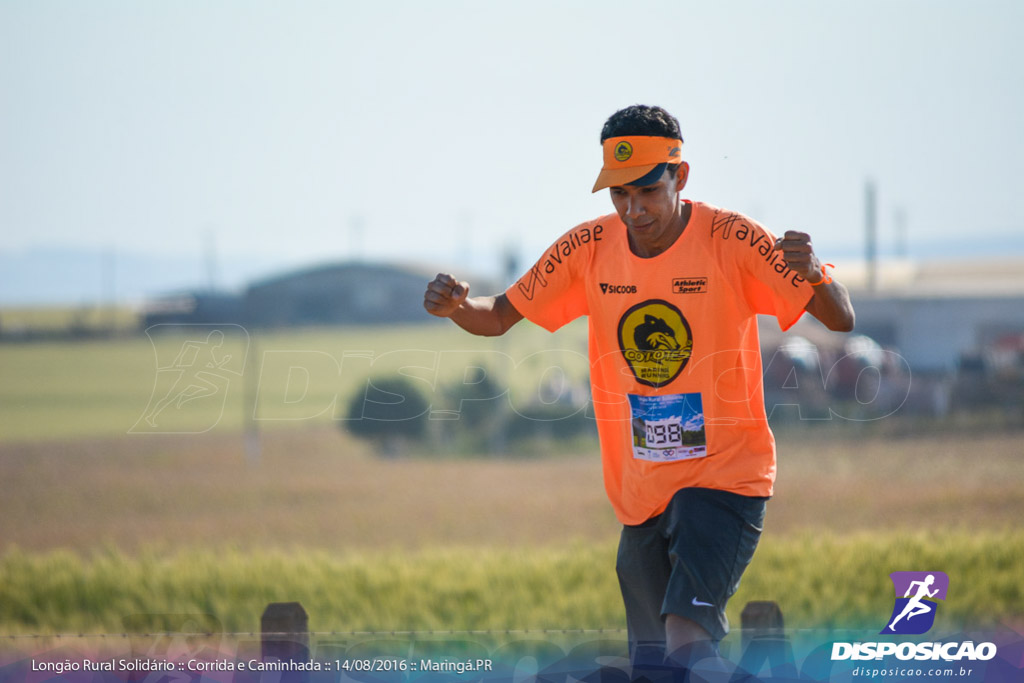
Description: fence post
xmin=737 ymin=600 xmax=795 ymax=679
xmin=741 ymin=600 xmax=784 ymax=644
xmin=261 ymin=602 xmax=309 ymax=683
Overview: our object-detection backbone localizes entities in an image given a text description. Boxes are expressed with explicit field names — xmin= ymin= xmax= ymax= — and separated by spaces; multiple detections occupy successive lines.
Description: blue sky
xmin=1 ymin=1 xmax=1022 ymax=304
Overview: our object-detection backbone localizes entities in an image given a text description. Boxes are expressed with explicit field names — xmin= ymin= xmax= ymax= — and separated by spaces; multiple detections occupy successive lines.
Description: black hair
xmin=602 ymin=105 xmax=684 ymax=185
xmin=600 ymin=104 xmax=682 ymax=143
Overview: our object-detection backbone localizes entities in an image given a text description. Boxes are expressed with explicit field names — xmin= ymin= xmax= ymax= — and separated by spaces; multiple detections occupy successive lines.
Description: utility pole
xmin=894 ymin=207 xmax=908 ymax=259
xmin=204 ymin=228 xmax=219 ymax=291
xmin=865 ymin=180 xmax=878 ymax=293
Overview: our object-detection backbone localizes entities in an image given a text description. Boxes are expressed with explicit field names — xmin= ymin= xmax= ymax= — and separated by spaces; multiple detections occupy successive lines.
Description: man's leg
xmin=659 ymin=489 xmax=767 ymax=672
xmin=665 ymin=615 xmax=726 ymax=676
xmin=665 ymin=614 xmax=711 ymax=653
xmin=617 ymin=518 xmax=672 ymax=669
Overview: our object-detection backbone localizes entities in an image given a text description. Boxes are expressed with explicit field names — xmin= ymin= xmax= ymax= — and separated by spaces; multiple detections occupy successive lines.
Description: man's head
xmin=593 ymin=105 xmax=688 ymax=193
xmin=600 ymin=104 xmax=682 ymax=142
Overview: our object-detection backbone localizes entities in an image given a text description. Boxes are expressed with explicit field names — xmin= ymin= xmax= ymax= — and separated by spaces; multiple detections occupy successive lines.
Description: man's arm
xmin=423 ymin=273 xmax=524 ymax=337
xmin=774 ymin=231 xmax=855 ymax=332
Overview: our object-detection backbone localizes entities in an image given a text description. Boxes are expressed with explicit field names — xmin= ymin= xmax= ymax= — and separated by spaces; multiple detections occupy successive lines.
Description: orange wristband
xmin=810 ymin=263 xmax=835 ymax=286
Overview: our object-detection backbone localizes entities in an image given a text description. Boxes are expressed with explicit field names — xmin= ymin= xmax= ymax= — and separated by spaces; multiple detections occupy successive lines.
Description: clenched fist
xmin=773 ymin=230 xmax=827 ymax=284
xmin=423 ymin=273 xmax=470 ymax=318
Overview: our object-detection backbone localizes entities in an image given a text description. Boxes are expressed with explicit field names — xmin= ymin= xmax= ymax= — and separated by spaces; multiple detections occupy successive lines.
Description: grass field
xmin=2 ymin=324 xmax=1022 ymax=637
xmin=2 ymin=426 xmax=1022 ymax=636
xmin=0 ymin=305 xmax=139 ymax=335
xmin=2 ymin=531 xmax=1021 ymax=637
xmin=0 ymin=322 xmax=591 ymax=442
xmin=4 ymin=426 xmax=1024 ymax=553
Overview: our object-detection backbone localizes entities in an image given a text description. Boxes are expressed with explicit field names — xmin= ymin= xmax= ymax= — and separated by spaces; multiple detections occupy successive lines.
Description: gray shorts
xmin=615 ymin=487 xmax=767 ymax=649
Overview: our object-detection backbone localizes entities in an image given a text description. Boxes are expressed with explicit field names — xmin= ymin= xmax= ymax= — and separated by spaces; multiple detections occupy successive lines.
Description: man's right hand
xmin=423 ymin=273 xmax=470 ymax=318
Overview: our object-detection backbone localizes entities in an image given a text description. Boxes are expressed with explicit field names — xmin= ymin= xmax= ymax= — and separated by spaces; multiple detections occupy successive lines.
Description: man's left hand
xmin=773 ymin=230 xmax=825 ymax=284
xmin=775 ymin=229 xmax=855 ymax=331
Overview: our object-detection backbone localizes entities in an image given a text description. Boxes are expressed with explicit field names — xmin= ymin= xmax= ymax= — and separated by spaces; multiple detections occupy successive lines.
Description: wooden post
xmin=740 ymin=600 xmax=784 ymax=645
xmin=738 ymin=600 xmax=795 ymax=679
xmin=261 ymin=602 xmax=309 ymax=683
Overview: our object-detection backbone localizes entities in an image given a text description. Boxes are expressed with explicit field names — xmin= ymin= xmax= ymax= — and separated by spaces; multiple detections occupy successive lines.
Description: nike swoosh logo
xmin=691 ymin=597 xmax=714 ymax=607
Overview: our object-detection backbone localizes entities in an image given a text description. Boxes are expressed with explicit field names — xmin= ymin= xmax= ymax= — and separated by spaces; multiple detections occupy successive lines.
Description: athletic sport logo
xmin=614 ymin=141 xmax=633 ymax=162
xmin=672 ymin=277 xmax=708 ymax=294
xmin=618 ymin=300 xmax=693 ymax=388
xmin=881 ymin=571 xmax=949 ymax=635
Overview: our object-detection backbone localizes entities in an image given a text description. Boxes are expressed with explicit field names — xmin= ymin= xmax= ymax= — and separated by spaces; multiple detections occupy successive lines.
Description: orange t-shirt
xmin=505 ymin=201 xmax=814 ymax=525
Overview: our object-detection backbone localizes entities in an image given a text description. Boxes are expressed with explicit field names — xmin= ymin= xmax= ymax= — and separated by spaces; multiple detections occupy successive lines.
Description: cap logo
xmin=614 ymin=141 xmax=633 ymax=162
xmin=593 ymin=135 xmax=685 ymax=193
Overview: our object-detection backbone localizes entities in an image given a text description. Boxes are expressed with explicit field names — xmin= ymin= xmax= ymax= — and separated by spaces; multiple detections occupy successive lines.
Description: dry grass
xmin=2 ymin=425 xmax=1021 ymax=555
xmin=0 ymin=427 xmax=616 ymax=554
xmin=2 ymin=425 xmax=1022 ymax=637
xmin=769 ymin=429 xmax=1024 ymax=534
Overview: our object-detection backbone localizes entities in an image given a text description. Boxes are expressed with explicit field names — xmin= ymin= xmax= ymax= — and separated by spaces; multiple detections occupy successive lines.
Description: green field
xmin=2 ymin=324 xmax=1023 ymax=638
xmin=0 ymin=305 xmax=139 ymax=335
xmin=2 ymin=531 xmax=1021 ymax=637
xmin=0 ymin=321 xmax=591 ymax=442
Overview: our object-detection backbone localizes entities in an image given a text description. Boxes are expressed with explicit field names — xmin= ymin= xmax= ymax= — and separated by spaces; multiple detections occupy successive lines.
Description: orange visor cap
xmin=592 ymin=135 xmax=684 ymax=192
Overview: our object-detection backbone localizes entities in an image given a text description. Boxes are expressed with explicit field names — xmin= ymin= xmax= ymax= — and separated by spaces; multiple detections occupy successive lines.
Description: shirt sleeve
xmin=730 ymin=214 xmax=814 ymax=331
xmin=504 ymin=222 xmax=597 ymax=332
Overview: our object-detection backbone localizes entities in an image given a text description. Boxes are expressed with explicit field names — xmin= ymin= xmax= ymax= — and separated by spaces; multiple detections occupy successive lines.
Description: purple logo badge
xmin=881 ymin=571 xmax=949 ymax=635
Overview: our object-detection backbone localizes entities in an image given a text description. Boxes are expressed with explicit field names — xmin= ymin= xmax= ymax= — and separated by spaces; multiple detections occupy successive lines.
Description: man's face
xmin=608 ymin=165 xmax=687 ymax=246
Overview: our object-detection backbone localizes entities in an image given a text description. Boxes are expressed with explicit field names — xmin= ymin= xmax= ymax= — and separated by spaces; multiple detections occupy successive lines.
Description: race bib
xmin=628 ymin=392 xmax=707 ymax=462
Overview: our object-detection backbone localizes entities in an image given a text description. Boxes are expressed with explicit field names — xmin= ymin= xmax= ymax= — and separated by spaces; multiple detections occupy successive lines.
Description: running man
xmin=143 ymin=329 xmax=233 ymax=427
xmin=423 ymin=105 xmax=854 ymax=676
xmin=889 ymin=574 xmax=940 ymax=631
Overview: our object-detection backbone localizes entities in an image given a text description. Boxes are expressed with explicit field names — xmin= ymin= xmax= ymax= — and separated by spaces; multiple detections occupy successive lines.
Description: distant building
xmin=140 ymin=256 xmax=1024 ymax=373
xmin=141 ymin=291 xmax=245 ymax=328
xmin=245 ymin=261 xmax=439 ymax=327
xmin=756 ymin=258 xmax=1024 ymax=417
xmin=141 ymin=261 xmax=492 ymax=329
xmin=838 ymin=258 xmax=1024 ymax=372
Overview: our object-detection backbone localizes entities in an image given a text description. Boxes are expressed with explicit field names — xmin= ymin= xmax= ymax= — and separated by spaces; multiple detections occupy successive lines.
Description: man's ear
xmin=676 ymin=162 xmax=690 ymax=191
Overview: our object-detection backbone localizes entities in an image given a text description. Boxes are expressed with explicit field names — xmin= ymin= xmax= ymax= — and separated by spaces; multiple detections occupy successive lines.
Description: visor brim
xmin=591 ymin=164 xmax=660 ymax=193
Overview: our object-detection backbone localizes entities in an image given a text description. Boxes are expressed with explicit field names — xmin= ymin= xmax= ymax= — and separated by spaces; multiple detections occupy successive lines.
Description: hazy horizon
xmin=3 ymin=1 xmax=1022 ymax=306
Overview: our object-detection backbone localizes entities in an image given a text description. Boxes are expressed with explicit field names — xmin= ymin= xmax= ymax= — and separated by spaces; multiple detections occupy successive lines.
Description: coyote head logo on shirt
xmin=635 ymin=315 xmax=678 ymax=352
xmin=619 ymin=300 xmax=693 ymax=388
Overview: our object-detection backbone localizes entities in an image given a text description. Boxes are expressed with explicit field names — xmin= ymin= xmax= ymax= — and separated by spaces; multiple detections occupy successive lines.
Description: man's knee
xmin=615 ymin=549 xmax=641 ymax=584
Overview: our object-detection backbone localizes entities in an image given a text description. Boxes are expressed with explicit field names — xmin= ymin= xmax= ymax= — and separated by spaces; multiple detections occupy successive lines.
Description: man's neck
xmin=629 ymin=201 xmax=692 ymax=259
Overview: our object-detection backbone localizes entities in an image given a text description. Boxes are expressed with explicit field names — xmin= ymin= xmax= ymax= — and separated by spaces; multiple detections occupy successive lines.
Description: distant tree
xmin=343 ymin=368 xmax=595 ymax=457
xmin=343 ymin=375 xmax=430 ymax=455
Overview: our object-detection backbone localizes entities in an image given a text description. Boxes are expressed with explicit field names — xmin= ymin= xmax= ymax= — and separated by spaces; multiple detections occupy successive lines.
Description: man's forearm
xmin=449 ymin=293 xmax=524 ymax=337
xmin=806 ymin=280 xmax=855 ymax=332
